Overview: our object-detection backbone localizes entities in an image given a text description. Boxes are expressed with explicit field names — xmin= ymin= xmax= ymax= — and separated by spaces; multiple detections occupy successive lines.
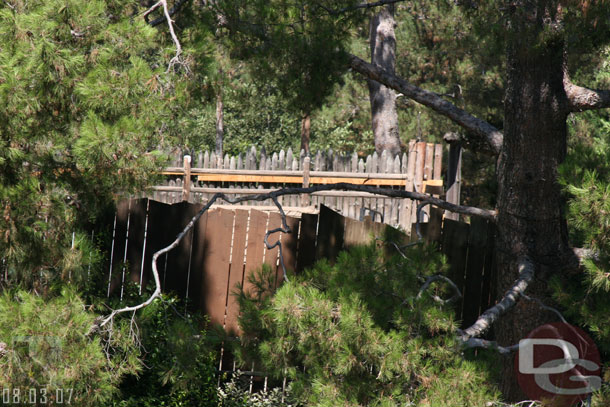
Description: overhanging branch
xmin=349 ymin=54 xmax=503 ymax=155
xmin=565 ymin=78 xmax=610 ymax=112
xmin=459 ymin=256 xmax=534 ymax=341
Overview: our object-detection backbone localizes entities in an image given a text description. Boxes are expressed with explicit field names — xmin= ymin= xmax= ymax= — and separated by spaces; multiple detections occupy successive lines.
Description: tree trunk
xmin=495 ymin=1 xmax=570 ymax=400
xmin=300 ymin=112 xmax=311 ymax=155
xmin=368 ymin=5 xmax=401 ymax=156
xmin=215 ymin=88 xmax=224 ymax=156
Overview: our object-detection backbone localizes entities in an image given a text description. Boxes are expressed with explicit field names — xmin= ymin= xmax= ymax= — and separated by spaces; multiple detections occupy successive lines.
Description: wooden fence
xmin=106 ymin=199 xmax=406 ymax=334
xmin=146 ymin=140 xmax=445 ymax=232
xmin=107 ymin=199 xmax=496 ymax=334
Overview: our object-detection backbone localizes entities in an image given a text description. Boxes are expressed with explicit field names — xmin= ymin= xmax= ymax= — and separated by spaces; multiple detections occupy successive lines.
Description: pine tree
xmin=0 ymin=0 xmax=184 ymax=287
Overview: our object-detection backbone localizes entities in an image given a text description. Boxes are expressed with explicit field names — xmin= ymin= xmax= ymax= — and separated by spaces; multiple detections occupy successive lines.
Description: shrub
xmin=233 ymin=241 xmax=501 ymax=406
xmin=0 ymin=289 xmax=139 ymax=406
xmin=110 ymin=294 xmax=218 ymax=407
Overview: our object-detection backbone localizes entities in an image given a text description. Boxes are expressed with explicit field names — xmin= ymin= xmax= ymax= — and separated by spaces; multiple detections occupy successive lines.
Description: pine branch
xmin=459 ymin=257 xmax=535 ymax=341
xmin=349 ymin=54 xmax=504 ymax=155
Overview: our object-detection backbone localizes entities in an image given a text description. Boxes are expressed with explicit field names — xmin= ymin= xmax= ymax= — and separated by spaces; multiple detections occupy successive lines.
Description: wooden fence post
xmin=182 ymin=154 xmax=191 ymax=202
xmin=445 ymin=143 xmax=462 ymax=221
xmin=301 ymin=156 xmax=311 ymax=207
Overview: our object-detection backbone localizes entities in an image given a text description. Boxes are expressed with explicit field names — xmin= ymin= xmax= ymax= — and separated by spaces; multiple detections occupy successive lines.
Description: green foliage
xmin=0 ymin=288 xmax=139 ymax=406
xmin=233 ymin=242 xmax=500 ymax=406
xmin=218 ymin=0 xmax=360 ymax=116
xmin=218 ymin=374 xmax=302 ymax=407
xmin=110 ymin=294 xmax=218 ymax=407
xmin=0 ymin=0 xmax=195 ymax=287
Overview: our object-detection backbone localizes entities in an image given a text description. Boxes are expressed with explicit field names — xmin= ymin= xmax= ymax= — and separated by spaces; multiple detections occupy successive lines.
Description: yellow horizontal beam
xmin=195 ymin=174 xmax=408 ymax=186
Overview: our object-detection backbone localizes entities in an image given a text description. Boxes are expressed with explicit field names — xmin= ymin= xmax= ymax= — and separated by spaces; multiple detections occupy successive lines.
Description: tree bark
xmin=349 ymin=55 xmax=504 ymax=155
xmin=495 ymin=1 xmax=571 ymax=400
xmin=215 ymin=88 xmax=224 ymax=156
xmin=368 ymin=5 xmax=401 ymax=156
xmin=300 ymin=112 xmax=311 ymax=155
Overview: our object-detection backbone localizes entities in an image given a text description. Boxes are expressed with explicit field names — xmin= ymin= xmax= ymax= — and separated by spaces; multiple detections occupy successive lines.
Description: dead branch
xmin=417 ymin=274 xmax=462 ymax=305
xmin=349 ymin=54 xmax=503 ymax=155
xmin=564 ymin=77 xmax=610 ymax=112
xmin=148 ymin=0 xmax=190 ymax=27
xmin=459 ymin=256 xmax=535 ymax=341
xmin=462 ymin=337 xmax=519 ymax=355
xmin=143 ymin=0 xmax=186 ymax=73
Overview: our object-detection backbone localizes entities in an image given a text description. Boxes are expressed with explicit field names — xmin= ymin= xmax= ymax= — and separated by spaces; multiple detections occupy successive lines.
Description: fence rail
xmin=147 ymin=140 xmax=445 ymax=232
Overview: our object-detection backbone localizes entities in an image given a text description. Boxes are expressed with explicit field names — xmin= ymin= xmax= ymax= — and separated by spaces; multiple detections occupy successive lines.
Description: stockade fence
xmin=146 ymin=140 xmax=447 ymax=233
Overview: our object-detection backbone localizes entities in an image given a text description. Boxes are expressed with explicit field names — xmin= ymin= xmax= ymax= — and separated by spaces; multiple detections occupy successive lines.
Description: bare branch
xmin=417 ymin=274 xmax=462 ymax=305
xmin=349 ymin=54 xmax=503 ymax=155
xmin=143 ymin=0 xmax=186 ymax=73
xmin=565 ymin=77 xmax=610 ymax=112
xmin=148 ymin=0 xmax=190 ymax=27
xmin=462 ymin=337 xmax=519 ymax=355
xmin=459 ymin=256 xmax=535 ymax=341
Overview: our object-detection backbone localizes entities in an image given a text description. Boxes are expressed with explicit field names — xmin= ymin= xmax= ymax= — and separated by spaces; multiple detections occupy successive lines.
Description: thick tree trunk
xmin=368 ymin=5 xmax=401 ymax=156
xmin=300 ymin=112 xmax=311 ymax=155
xmin=495 ymin=1 xmax=571 ymax=400
xmin=215 ymin=90 xmax=224 ymax=156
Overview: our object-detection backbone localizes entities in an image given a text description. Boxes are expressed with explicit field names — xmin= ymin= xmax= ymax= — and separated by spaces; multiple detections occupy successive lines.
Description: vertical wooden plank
xmin=277 ymin=216 xmax=300 ymax=286
xmin=461 ymin=216 xmax=490 ymax=328
xmin=125 ymin=199 xmax=148 ymax=287
xmin=424 ymin=207 xmax=443 ymax=244
xmin=480 ymin=221 xmax=497 ymax=314
xmin=412 ymin=142 xmax=426 ymax=224
xmin=243 ymin=210 xmax=269 ymax=295
xmin=401 ymin=140 xmax=417 ymax=232
xmin=296 ymin=213 xmax=318 ymax=272
xmin=265 ymin=212 xmax=282 ymax=287
xmin=225 ymin=209 xmax=250 ymax=334
xmin=445 ymin=143 xmax=462 ymax=221
xmin=201 ymin=208 xmax=235 ymax=327
xmin=344 ymin=216 xmax=372 ymax=248
xmin=315 ymin=205 xmax=345 ymax=263
xmin=107 ymin=200 xmax=129 ymax=296
xmin=433 ymin=144 xmax=443 ymax=180
xmin=424 ymin=143 xmax=435 ymax=181
xmin=162 ymin=202 xmax=202 ymax=300
xmin=441 ymin=219 xmax=470 ymax=322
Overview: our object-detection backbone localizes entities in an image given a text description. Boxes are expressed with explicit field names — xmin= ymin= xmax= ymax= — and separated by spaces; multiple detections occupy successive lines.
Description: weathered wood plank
xmin=296 ymin=213 xmax=318 ymax=272
xmin=441 ymin=219 xmax=470 ymax=322
xmin=461 ymin=216 xmax=489 ymax=328
xmin=225 ymin=209 xmax=249 ymax=334
xmin=243 ymin=210 xmax=269 ymax=294
xmin=201 ymin=209 xmax=235 ymax=326
xmin=315 ymin=205 xmax=345 ymax=263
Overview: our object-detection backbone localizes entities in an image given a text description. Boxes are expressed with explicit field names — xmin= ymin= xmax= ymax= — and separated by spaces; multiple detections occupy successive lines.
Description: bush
xmin=218 ymin=374 xmax=302 ymax=407
xmin=233 ymin=241 xmax=501 ymax=406
xmin=110 ymin=294 xmax=218 ymax=407
xmin=0 ymin=289 xmax=139 ymax=406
